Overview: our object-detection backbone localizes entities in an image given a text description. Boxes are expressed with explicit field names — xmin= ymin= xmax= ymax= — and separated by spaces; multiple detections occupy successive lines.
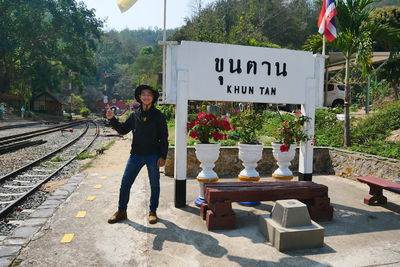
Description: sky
xmin=81 ymin=0 xmax=217 ymax=31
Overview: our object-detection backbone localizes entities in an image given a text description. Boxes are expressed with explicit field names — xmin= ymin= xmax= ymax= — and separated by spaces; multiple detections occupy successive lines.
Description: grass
xmin=80 ymin=161 xmax=94 ymax=170
xmin=50 ymin=156 xmax=64 ymax=162
xmin=95 ymin=140 xmax=116 ymax=154
xmin=76 ymin=152 xmax=94 ymax=160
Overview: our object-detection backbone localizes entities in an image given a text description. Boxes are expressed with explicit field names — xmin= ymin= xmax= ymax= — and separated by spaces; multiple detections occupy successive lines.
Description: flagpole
xmin=322 ymin=36 xmax=328 ymax=106
xmin=161 ymin=0 xmax=167 ymax=103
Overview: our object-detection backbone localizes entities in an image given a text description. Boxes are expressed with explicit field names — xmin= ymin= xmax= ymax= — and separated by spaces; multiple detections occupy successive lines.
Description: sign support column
xmin=299 ymin=78 xmax=316 ymax=181
xmin=174 ymin=69 xmax=189 ymax=207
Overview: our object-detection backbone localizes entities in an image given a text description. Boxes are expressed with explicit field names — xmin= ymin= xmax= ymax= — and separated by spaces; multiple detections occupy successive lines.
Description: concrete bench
xmin=200 ymin=181 xmax=334 ymax=230
xmin=357 ymin=176 xmax=400 ymax=205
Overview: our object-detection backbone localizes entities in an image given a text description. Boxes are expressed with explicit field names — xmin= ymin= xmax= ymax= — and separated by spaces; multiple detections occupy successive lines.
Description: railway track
xmin=0 ymin=120 xmax=99 ymax=218
xmin=0 ymin=120 xmax=85 ymax=147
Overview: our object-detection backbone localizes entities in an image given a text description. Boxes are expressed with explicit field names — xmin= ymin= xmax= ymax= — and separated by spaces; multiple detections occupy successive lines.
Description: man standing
xmin=106 ymin=85 xmax=168 ymax=224
xmin=21 ymin=106 xmax=25 ymax=119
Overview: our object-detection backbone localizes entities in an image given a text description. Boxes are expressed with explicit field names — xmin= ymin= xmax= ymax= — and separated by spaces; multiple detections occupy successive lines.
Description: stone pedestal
xmin=259 ymin=199 xmax=324 ymax=251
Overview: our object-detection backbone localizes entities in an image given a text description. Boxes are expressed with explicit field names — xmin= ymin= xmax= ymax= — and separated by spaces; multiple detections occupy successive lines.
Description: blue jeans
xmin=118 ymin=154 xmax=160 ymax=212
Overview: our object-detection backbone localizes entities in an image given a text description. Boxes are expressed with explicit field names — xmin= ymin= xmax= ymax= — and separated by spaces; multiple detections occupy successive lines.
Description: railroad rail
xmin=0 ymin=122 xmax=42 ymax=131
xmin=0 ymin=120 xmax=99 ymax=218
xmin=0 ymin=120 xmax=85 ymax=147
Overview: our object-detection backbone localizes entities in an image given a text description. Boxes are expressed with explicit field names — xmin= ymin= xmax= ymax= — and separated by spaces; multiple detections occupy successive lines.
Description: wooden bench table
xmin=357 ymin=176 xmax=400 ymax=205
xmin=200 ymin=181 xmax=334 ymax=230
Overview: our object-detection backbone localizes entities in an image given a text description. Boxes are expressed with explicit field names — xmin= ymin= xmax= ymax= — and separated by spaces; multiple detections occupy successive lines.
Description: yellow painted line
xmin=87 ymin=196 xmax=96 ymax=201
xmin=60 ymin=234 xmax=74 ymax=243
xmin=94 ymin=184 xmax=102 ymax=189
xmin=75 ymin=211 xmax=86 ymax=218
xmin=100 ymin=176 xmax=108 ymax=179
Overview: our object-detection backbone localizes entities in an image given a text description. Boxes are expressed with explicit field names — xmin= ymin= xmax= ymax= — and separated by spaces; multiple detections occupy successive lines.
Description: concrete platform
xmin=5 ymin=139 xmax=400 ymax=266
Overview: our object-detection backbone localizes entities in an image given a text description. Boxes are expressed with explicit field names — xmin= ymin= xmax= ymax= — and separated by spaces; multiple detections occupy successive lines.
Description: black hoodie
xmin=109 ymin=106 xmax=168 ymax=159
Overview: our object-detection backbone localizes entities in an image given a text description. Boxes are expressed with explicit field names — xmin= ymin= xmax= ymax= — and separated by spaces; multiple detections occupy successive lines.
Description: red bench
xmin=357 ymin=176 xmax=400 ymax=205
xmin=199 ymin=181 xmax=334 ymax=230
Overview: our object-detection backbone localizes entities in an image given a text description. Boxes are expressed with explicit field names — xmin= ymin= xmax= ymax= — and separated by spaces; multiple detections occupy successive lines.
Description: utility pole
xmin=103 ymin=72 xmax=119 ymax=96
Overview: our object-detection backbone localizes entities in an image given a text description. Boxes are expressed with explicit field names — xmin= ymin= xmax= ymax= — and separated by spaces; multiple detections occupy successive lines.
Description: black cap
xmin=134 ymin=85 xmax=159 ymax=104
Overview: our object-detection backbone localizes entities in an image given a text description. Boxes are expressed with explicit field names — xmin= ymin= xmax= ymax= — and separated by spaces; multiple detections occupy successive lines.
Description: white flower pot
xmin=238 ymin=143 xmax=263 ymax=181
xmin=194 ymin=143 xmax=220 ymax=206
xmin=271 ymin=142 xmax=296 ymax=181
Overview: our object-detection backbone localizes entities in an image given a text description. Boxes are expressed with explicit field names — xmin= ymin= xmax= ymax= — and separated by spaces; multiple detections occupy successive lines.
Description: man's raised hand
xmin=106 ymin=109 xmax=115 ymax=120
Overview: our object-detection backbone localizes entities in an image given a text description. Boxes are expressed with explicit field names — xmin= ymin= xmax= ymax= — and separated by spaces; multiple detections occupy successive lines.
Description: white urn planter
xmin=271 ymin=142 xmax=296 ymax=181
xmin=238 ymin=143 xmax=264 ymax=181
xmin=194 ymin=143 xmax=220 ymax=206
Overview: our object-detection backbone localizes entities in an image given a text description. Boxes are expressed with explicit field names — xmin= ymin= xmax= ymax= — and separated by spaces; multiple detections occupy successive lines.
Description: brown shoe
xmin=149 ymin=211 xmax=158 ymax=224
xmin=108 ymin=210 xmax=127 ymax=224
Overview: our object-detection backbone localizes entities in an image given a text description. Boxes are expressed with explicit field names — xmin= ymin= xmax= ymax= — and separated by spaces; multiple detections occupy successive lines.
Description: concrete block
xmin=0 ymin=257 xmax=13 ymax=267
xmin=271 ymin=199 xmax=311 ymax=228
xmin=51 ymin=189 xmax=69 ymax=198
xmin=23 ymin=218 xmax=47 ymax=227
xmin=29 ymin=208 xmax=55 ymax=218
xmin=11 ymin=226 xmax=40 ymax=239
xmin=3 ymin=238 xmax=28 ymax=246
xmin=259 ymin=215 xmax=324 ymax=251
xmin=0 ymin=246 xmax=21 ymax=257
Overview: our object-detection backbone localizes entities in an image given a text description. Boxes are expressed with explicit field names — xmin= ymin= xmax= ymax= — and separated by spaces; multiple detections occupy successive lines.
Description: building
xmin=31 ymin=92 xmax=63 ymax=115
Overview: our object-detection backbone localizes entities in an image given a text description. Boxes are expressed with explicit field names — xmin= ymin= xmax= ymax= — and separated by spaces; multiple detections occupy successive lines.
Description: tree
xmin=0 ymin=0 xmax=103 ymax=97
xmin=369 ymin=6 xmax=400 ymax=100
xmin=305 ymin=0 xmax=399 ymax=147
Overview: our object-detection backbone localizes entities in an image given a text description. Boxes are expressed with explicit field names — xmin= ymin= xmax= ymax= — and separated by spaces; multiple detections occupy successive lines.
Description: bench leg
xmin=308 ymin=197 xmax=334 ymax=221
xmin=364 ymin=185 xmax=387 ymax=205
xmin=205 ymin=200 xmax=236 ymax=230
xmin=206 ymin=210 xmax=236 ymax=230
xmin=200 ymin=203 xmax=208 ymax=220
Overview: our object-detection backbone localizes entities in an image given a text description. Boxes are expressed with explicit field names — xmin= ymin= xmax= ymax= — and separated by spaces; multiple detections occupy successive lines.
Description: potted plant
xmin=187 ymin=112 xmax=232 ymax=206
xmin=271 ymin=110 xmax=312 ymax=180
xmin=230 ymin=110 xmax=264 ymax=182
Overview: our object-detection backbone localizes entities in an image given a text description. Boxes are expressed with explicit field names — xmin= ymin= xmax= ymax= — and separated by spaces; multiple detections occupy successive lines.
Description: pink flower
xmin=197 ymin=112 xmax=206 ymax=119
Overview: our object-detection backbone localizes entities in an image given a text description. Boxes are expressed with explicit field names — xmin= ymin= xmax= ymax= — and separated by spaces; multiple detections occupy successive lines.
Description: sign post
xmin=165 ymin=41 xmax=324 ymax=207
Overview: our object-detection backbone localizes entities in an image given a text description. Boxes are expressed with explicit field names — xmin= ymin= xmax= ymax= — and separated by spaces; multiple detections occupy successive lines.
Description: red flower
xmin=197 ymin=112 xmax=206 ymax=119
xmin=280 ymin=144 xmax=289 ymax=152
xmin=205 ymin=113 xmax=216 ymax=120
xmin=222 ymin=119 xmax=231 ymax=131
xmin=282 ymin=122 xmax=289 ymax=127
xmin=189 ymin=130 xmax=199 ymax=139
xmin=212 ymin=131 xmax=223 ymax=140
xmin=295 ymin=110 xmax=302 ymax=115
xmin=188 ymin=112 xmax=232 ymax=143
xmin=187 ymin=121 xmax=196 ymax=130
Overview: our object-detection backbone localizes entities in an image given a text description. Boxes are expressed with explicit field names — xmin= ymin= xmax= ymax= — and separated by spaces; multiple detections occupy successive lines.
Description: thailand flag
xmin=318 ymin=0 xmax=338 ymax=42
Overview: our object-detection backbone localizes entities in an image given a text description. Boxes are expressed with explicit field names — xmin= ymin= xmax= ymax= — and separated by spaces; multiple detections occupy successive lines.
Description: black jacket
xmin=109 ymin=106 xmax=168 ymax=159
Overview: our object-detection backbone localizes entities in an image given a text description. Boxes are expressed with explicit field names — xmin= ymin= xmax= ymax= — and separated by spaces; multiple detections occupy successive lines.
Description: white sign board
xmin=166 ymin=41 xmax=321 ymax=105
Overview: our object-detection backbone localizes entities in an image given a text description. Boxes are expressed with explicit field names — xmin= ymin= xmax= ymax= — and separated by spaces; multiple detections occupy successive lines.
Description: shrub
xmin=187 ymin=112 xmax=232 ymax=143
xmin=230 ymin=110 xmax=264 ymax=144
xmin=80 ymin=107 xmax=90 ymax=117
xmin=314 ymin=109 xmax=344 ymax=147
xmin=353 ymin=100 xmax=400 ymax=143
xmin=157 ymin=104 xmax=175 ymax=121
